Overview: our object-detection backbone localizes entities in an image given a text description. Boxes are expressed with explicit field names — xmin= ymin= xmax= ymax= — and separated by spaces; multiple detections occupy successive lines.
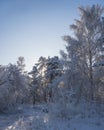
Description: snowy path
xmin=0 ymin=113 xmax=21 ymax=130
xmin=0 ymin=104 xmax=104 ymax=130
xmin=0 ymin=105 xmax=48 ymax=130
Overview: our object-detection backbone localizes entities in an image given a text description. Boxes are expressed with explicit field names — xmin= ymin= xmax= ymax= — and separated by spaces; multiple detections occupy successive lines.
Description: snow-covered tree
xmin=0 ymin=63 xmax=30 ymax=112
xmin=45 ymin=56 xmax=63 ymax=83
xmin=17 ymin=56 xmax=25 ymax=73
xmin=29 ymin=56 xmax=63 ymax=103
xmin=61 ymin=5 xmax=104 ymax=101
xmin=44 ymin=56 xmax=63 ymax=102
xmin=29 ymin=57 xmax=47 ymax=103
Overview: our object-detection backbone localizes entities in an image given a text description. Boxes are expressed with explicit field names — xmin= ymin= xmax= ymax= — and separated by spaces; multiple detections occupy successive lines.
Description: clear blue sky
xmin=0 ymin=0 xmax=104 ymax=71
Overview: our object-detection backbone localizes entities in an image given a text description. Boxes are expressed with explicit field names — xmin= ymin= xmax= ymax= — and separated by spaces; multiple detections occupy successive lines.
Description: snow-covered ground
xmin=0 ymin=103 xmax=104 ymax=130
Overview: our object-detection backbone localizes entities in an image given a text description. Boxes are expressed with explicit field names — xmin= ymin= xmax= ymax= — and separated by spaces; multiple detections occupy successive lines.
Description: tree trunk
xmin=89 ymin=47 xmax=94 ymax=100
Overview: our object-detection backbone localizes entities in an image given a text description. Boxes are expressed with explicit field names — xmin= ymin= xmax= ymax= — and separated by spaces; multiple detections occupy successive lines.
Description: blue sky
xmin=0 ymin=0 xmax=104 ymax=71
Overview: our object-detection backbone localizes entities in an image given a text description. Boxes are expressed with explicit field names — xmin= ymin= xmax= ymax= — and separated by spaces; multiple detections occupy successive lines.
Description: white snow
xmin=0 ymin=103 xmax=104 ymax=130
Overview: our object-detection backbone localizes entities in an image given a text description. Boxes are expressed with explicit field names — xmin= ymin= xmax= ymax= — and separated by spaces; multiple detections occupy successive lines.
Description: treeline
xmin=0 ymin=4 xmax=104 ymax=112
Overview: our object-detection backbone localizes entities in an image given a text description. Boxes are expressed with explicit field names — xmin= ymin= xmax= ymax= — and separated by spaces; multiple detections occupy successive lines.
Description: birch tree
xmin=61 ymin=5 xmax=104 ymax=101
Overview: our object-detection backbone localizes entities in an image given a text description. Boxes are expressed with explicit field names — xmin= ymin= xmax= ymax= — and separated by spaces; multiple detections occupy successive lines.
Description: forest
xmin=0 ymin=4 xmax=104 ymax=130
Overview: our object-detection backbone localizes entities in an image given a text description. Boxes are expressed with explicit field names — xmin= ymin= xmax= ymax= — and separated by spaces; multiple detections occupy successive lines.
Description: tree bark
xmin=89 ymin=45 xmax=94 ymax=100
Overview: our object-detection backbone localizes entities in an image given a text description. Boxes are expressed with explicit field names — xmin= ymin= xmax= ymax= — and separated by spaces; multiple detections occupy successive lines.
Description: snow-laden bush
xmin=49 ymin=99 xmax=104 ymax=121
xmin=0 ymin=64 xmax=31 ymax=112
